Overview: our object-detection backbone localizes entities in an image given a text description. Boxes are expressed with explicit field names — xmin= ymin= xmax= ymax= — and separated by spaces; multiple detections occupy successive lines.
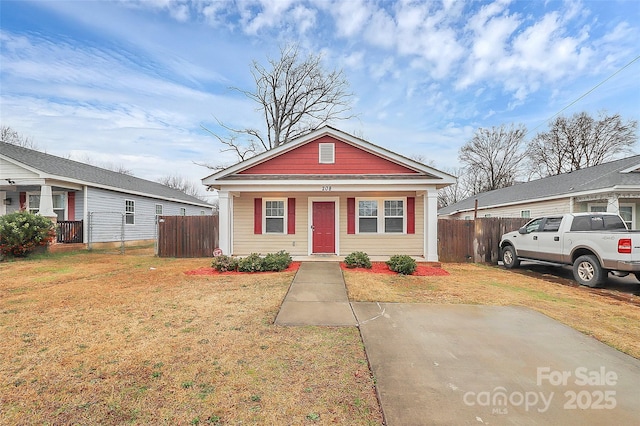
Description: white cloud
xmin=329 ymin=0 xmax=372 ymax=38
xmin=363 ymin=8 xmax=396 ymax=49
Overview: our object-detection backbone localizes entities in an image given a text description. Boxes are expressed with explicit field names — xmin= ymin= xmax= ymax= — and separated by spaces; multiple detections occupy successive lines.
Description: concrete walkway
xmin=275 ymin=262 xmax=640 ymax=425
xmin=274 ymin=262 xmax=357 ymax=326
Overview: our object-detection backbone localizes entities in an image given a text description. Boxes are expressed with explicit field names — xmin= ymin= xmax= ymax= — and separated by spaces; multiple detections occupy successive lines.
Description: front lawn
xmin=0 ymin=249 xmax=381 ymax=424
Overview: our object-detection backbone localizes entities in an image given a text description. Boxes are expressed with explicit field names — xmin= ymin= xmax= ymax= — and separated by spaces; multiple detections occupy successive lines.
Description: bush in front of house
xmin=237 ymin=253 xmax=264 ymax=273
xmin=386 ymin=255 xmax=417 ymax=275
xmin=262 ymin=250 xmax=293 ymax=272
xmin=211 ymin=255 xmax=239 ymax=272
xmin=211 ymin=251 xmax=293 ymax=273
xmin=344 ymin=251 xmax=372 ymax=269
xmin=0 ymin=211 xmax=56 ymax=258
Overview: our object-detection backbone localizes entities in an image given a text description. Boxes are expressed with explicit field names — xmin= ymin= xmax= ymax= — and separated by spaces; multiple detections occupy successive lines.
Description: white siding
xmin=447 ymin=198 xmax=572 ymax=220
xmin=0 ymin=159 xmax=40 ymax=180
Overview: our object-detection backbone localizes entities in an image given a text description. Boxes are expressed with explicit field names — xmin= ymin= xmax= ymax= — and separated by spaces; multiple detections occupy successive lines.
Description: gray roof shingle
xmin=1 ymin=141 xmax=211 ymax=207
xmin=439 ymin=155 xmax=640 ymax=215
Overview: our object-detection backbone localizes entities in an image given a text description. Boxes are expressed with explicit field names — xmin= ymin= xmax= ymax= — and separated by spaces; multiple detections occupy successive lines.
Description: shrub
xmin=344 ymin=251 xmax=371 ymax=269
xmin=386 ymin=255 xmax=417 ymax=275
xmin=262 ymin=250 xmax=292 ymax=272
xmin=237 ymin=253 xmax=264 ymax=273
xmin=211 ymin=255 xmax=239 ymax=272
xmin=0 ymin=211 xmax=56 ymax=258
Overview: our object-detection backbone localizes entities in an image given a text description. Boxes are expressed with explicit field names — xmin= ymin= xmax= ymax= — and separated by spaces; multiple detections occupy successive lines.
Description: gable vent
xmin=319 ymin=143 xmax=335 ymax=164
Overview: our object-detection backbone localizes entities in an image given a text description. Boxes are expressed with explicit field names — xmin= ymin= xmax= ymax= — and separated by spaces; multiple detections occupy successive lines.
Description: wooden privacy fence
xmin=437 ymin=217 xmax=530 ymax=263
xmin=157 ymin=215 xmax=219 ymax=258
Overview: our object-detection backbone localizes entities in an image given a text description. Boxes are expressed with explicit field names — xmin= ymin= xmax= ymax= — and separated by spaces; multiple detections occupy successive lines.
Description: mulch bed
xmin=185 ymin=262 xmax=301 ymax=276
xmin=186 ymin=261 xmax=449 ymax=277
xmin=340 ymin=262 xmax=449 ymax=276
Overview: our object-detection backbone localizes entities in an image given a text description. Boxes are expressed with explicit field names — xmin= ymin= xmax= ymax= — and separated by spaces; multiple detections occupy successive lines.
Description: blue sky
xmin=1 ymin=0 xmax=639 ymax=198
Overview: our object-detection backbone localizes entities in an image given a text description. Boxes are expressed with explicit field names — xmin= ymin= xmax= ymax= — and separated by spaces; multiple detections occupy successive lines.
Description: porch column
xmin=424 ymin=189 xmax=439 ymax=262
xmin=607 ymin=194 xmax=620 ymax=215
xmin=38 ymin=185 xmax=57 ymax=223
xmin=218 ymin=191 xmax=232 ymax=255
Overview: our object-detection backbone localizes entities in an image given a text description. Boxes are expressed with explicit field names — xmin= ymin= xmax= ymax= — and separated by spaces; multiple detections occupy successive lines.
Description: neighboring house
xmin=439 ymin=155 xmax=640 ymax=230
xmin=1 ymin=141 xmax=214 ymax=247
xmin=202 ymin=126 xmax=455 ymax=261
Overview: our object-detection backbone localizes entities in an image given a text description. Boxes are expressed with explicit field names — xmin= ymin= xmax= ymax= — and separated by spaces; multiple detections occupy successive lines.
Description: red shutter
xmin=347 ymin=198 xmax=355 ymax=234
xmin=287 ymin=198 xmax=296 ymax=234
xmin=407 ymin=197 xmax=415 ymax=234
xmin=19 ymin=192 xmax=26 ymax=211
xmin=254 ymin=198 xmax=262 ymax=234
xmin=67 ymin=192 xmax=76 ymax=221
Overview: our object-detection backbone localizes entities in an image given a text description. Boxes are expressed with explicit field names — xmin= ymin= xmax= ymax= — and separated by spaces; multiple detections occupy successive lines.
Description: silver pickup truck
xmin=499 ymin=212 xmax=640 ymax=287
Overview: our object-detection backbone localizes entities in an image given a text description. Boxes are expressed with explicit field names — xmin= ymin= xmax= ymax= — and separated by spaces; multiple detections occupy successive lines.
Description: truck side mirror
xmin=518 ymin=226 xmax=527 ymax=234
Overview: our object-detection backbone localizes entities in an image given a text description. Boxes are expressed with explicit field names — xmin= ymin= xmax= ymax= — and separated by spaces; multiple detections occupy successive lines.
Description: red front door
xmin=312 ymin=202 xmax=335 ymax=253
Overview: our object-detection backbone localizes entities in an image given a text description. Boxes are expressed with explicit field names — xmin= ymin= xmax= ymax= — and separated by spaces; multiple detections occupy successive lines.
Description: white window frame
xmin=318 ymin=143 xmax=335 ymax=164
xmin=180 ymin=207 xmax=186 ymax=216
xmin=589 ymin=202 xmax=635 ymax=229
xmin=263 ymin=198 xmax=287 ymax=234
xmin=27 ymin=191 xmax=66 ymax=220
xmin=356 ymin=197 xmax=407 ymax=234
xmin=155 ymin=204 xmax=163 ymax=216
xmin=125 ymin=199 xmax=135 ymax=225
xmin=521 ymin=210 xmax=531 ymax=218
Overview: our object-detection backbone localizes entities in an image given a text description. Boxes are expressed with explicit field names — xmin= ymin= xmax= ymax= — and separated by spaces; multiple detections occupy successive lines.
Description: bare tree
xmin=459 ymin=124 xmax=528 ymax=194
xmin=207 ymin=44 xmax=353 ymax=163
xmin=527 ymin=111 xmax=637 ymax=178
xmin=437 ymin=167 xmax=467 ymax=208
xmin=1 ymin=125 xmax=38 ymax=149
xmin=157 ymin=174 xmax=204 ymax=200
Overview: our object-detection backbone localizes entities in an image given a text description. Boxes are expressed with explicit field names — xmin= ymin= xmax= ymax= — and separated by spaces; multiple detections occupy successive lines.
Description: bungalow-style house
xmin=1 ymin=141 xmax=214 ymax=248
xmin=202 ymin=126 xmax=456 ymax=261
xmin=439 ymin=155 xmax=640 ymax=230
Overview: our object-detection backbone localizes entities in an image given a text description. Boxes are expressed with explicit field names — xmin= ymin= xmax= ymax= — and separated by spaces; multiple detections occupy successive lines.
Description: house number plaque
xmin=321 ymin=186 xmax=332 ymax=191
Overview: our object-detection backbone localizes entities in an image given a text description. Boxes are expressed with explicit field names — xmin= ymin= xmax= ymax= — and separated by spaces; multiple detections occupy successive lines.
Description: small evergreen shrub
xmin=386 ymin=255 xmax=417 ymax=275
xmin=0 ymin=211 xmax=56 ymax=258
xmin=211 ymin=255 xmax=239 ymax=272
xmin=237 ymin=253 xmax=264 ymax=273
xmin=344 ymin=251 xmax=372 ymax=269
xmin=262 ymin=250 xmax=293 ymax=272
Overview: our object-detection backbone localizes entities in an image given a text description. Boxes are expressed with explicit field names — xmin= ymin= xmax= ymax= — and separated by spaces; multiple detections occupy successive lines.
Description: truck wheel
xmin=573 ymin=255 xmax=605 ymax=288
xmin=501 ymin=245 xmax=520 ymax=269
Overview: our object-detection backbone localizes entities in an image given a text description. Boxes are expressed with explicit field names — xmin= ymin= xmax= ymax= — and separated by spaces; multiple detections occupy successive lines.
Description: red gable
xmin=239 ymin=136 xmax=419 ymax=175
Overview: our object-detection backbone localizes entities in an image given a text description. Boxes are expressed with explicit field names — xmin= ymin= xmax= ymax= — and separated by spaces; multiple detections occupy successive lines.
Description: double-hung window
xmin=28 ymin=193 xmax=65 ymax=221
xmin=265 ymin=200 xmax=285 ymax=233
xmin=384 ymin=200 xmax=404 ymax=233
xmin=357 ymin=198 xmax=405 ymax=234
xmin=358 ymin=200 xmax=378 ymax=233
xmin=125 ymin=200 xmax=135 ymax=225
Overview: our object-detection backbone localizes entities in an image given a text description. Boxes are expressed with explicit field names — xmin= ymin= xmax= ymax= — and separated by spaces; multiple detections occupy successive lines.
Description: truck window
xmin=570 ymin=215 xmax=627 ymax=231
xmin=525 ymin=218 xmax=544 ymax=233
xmin=570 ymin=217 xmax=591 ymax=231
xmin=603 ymin=215 xmax=627 ymax=230
xmin=542 ymin=217 xmax=562 ymax=232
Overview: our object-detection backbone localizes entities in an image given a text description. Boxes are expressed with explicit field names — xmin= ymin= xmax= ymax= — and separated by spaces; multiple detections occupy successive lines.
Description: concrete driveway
xmin=352 ymin=303 xmax=640 ymax=426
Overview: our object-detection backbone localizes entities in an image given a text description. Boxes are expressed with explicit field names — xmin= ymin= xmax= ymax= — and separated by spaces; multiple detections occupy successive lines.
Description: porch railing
xmin=56 ymin=220 xmax=83 ymax=244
